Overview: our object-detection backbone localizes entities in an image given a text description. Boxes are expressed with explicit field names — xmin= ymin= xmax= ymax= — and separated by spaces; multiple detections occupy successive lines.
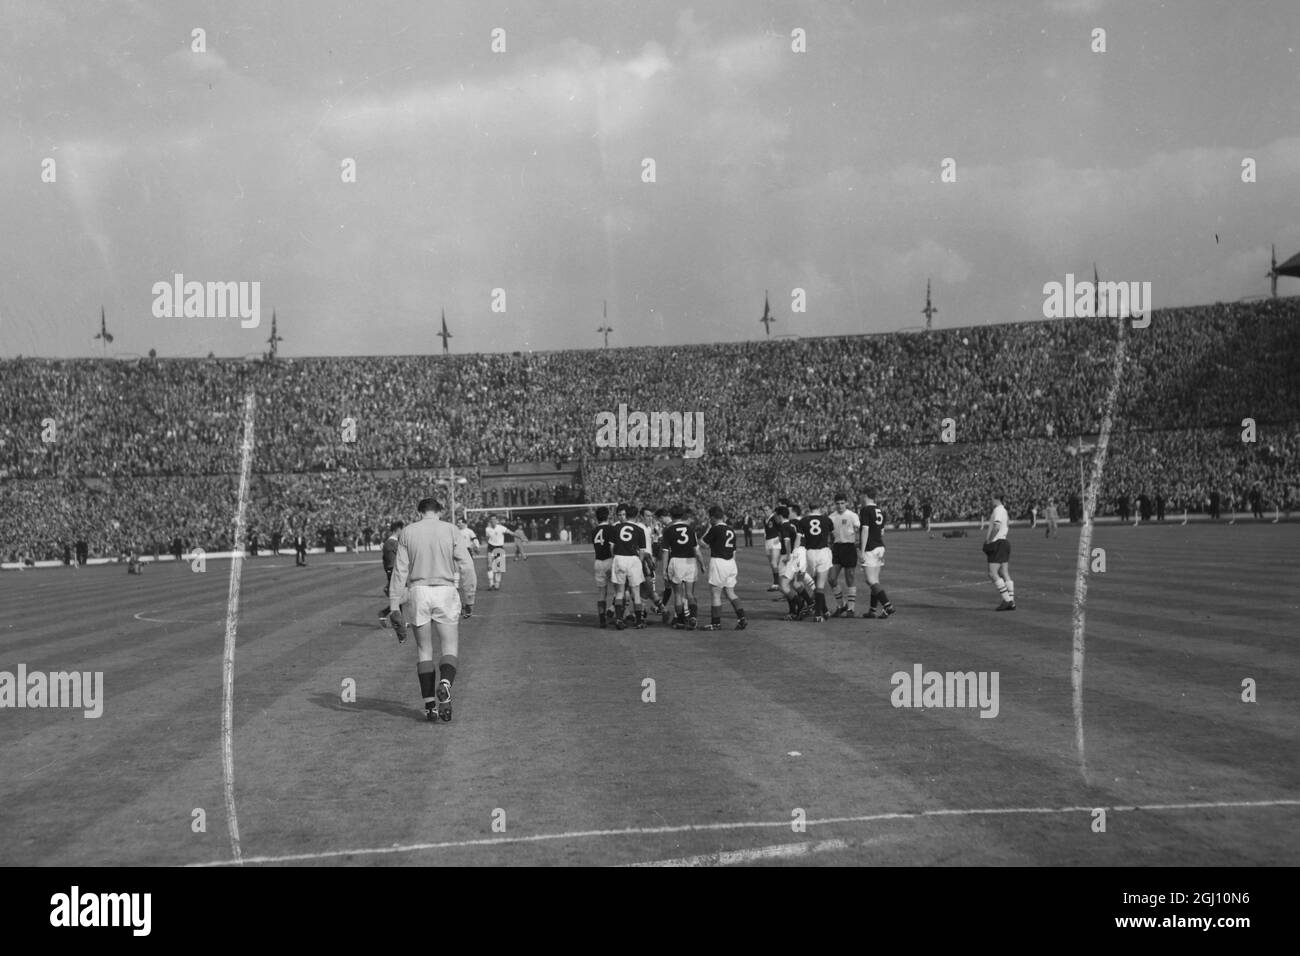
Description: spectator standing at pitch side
xmin=387 ymin=497 xmax=476 ymax=722
xmin=1209 ymin=488 xmax=1221 ymax=520
xmin=983 ymin=493 xmax=1015 ymax=611
xmin=1044 ymin=498 xmax=1059 ymax=538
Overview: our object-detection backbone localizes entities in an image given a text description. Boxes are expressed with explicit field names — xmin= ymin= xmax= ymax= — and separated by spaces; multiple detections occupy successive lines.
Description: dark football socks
xmin=417 ymin=660 xmax=438 ymax=707
xmin=438 ymin=654 xmax=458 ymax=687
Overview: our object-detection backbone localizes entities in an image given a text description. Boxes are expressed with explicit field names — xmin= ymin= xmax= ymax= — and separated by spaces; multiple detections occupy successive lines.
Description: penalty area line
xmin=188 ymin=797 xmax=1300 ymax=867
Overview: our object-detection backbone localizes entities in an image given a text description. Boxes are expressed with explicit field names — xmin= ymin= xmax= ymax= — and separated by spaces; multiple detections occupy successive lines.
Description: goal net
xmin=462 ymin=502 xmax=617 ymax=546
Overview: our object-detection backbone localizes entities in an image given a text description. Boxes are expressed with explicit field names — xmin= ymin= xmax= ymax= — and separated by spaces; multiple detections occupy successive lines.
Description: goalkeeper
xmin=387 ymin=496 xmax=478 ymax=722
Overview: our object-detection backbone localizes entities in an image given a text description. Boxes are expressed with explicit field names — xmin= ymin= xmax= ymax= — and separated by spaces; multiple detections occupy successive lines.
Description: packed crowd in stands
xmin=2 ymin=297 xmax=1297 ymax=561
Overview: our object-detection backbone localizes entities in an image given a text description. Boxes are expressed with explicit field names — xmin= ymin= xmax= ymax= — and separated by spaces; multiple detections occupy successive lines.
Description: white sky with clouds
xmin=1 ymin=0 xmax=1297 ymax=357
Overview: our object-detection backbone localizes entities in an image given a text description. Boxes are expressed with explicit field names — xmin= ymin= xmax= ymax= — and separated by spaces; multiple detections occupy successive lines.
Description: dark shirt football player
xmin=860 ymin=502 xmax=886 ymax=552
xmin=661 ymin=519 xmax=699 ymax=561
xmin=591 ymin=521 xmax=614 ymax=561
xmin=763 ymin=509 xmax=783 ymax=544
xmin=701 ymin=520 xmax=737 ymax=560
xmin=797 ymin=511 xmax=832 ymax=551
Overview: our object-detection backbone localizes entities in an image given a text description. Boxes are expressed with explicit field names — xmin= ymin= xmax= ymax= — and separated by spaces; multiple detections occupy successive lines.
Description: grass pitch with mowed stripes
xmin=2 ymin=524 xmax=1297 ymax=866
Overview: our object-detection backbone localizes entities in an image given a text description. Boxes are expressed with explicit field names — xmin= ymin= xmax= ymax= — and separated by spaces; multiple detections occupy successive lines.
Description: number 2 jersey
xmin=701 ymin=523 xmax=737 ymax=559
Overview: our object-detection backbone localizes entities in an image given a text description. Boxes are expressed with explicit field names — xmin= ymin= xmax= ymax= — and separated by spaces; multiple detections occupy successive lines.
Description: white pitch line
xmin=187 ymin=797 xmax=1300 ymax=867
xmin=1071 ymin=314 xmax=1129 ymax=785
xmin=625 ymin=838 xmax=855 ymax=867
xmin=221 ymin=389 xmax=257 ymax=865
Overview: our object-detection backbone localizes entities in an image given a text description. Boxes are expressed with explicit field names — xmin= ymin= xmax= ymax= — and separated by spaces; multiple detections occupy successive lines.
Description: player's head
xmin=654 ymin=508 xmax=670 ymax=522
xmin=389 ymin=520 xmax=404 ymax=533
xmin=670 ymin=505 xmax=685 ymax=520
xmin=834 ymin=492 xmax=848 ymax=512
xmin=991 ymin=493 xmax=1004 ymax=507
xmin=595 ymin=506 xmax=610 ymax=523
xmin=417 ymin=497 xmax=442 ymax=515
xmin=617 ymin=503 xmax=633 ymax=520
xmin=641 ymin=507 xmax=655 ymax=523
xmin=708 ymin=504 xmax=725 ymax=523
xmin=807 ymin=501 xmax=822 ymax=513
xmin=864 ymin=485 xmax=877 ymax=501
xmin=775 ymin=505 xmax=789 ymax=520
xmin=487 ymin=513 xmax=498 ymax=526
xmin=790 ymin=503 xmax=803 ymax=517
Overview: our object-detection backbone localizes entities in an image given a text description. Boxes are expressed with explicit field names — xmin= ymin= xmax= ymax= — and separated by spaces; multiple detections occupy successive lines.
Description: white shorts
xmin=806 ymin=547 xmax=832 ymax=575
xmin=611 ymin=554 xmax=644 ymax=588
xmin=765 ymin=538 xmax=782 ymax=559
xmin=708 ymin=557 xmax=738 ymax=589
xmin=780 ymin=547 xmax=807 ymax=579
xmin=405 ymin=584 xmax=462 ymax=627
xmin=667 ymin=556 xmax=698 ymax=584
xmin=863 ymin=546 xmax=885 ymax=570
xmin=594 ymin=557 xmax=613 ymax=587
xmin=489 ymin=551 xmax=506 ymax=574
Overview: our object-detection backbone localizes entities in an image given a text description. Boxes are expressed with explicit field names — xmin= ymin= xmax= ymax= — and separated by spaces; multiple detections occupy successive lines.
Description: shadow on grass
xmin=308 ymin=692 xmax=425 ymax=722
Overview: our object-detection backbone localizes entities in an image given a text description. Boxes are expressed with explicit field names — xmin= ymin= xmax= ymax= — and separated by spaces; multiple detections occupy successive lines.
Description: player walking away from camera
xmin=512 ymin=523 xmax=529 ymax=560
xmin=859 ymin=488 xmax=895 ymax=618
xmin=1044 ymin=498 xmax=1059 ymax=538
xmin=591 ymin=507 xmax=616 ymax=627
xmin=797 ymin=503 xmax=834 ymax=622
xmin=983 ymin=493 xmax=1015 ymax=610
xmin=387 ymin=497 xmax=477 ymax=722
xmin=378 ymin=520 xmax=405 ymax=629
xmin=660 ymin=506 xmax=701 ymax=629
xmin=700 ymin=506 xmax=747 ymax=630
xmin=484 ymin=514 xmax=506 ymax=589
xmin=763 ymin=500 xmax=786 ymax=591
xmin=609 ymin=503 xmax=650 ymax=629
xmin=828 ymin=492 xmax=861 ymax=617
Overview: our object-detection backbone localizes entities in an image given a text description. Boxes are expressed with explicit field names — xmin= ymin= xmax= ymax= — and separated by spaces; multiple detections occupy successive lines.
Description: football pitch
xmin=2 ymin=523 xmax=1297 ymax=867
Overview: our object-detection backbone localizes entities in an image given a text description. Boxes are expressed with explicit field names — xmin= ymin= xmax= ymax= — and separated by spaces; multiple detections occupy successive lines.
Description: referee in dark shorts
xmin=377 ymin=520 xmax=404 ymax=628
xmin=387 ymin=497 xmax=477 ymax=722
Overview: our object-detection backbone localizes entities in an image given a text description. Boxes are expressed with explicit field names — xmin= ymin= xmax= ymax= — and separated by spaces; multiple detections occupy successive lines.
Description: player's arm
xmin=453 ymin=535 xmax=478 ymax=602
xmin=387 ymin=538 xmax=410 ymax=628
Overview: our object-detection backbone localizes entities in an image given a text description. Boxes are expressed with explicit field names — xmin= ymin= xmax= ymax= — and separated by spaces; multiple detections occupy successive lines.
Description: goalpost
xmin=463 ymin=502 xmax=617 ymax=545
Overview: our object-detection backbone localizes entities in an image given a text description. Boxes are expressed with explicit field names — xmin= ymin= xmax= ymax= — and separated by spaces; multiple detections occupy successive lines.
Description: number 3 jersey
xmin=661 ymin=521 xmax=699 ymax=558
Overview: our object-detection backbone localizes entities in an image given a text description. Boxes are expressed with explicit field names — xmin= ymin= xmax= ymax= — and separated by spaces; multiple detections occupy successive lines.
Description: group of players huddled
xmin=590 ymin=489 xmax=898 ymax=631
